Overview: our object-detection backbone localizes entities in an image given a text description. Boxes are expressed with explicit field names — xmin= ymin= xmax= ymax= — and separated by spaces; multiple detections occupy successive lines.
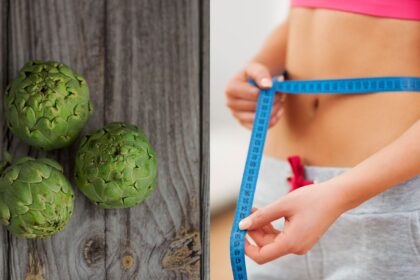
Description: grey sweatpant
xmin=246 ymin=157 xmax=420 ymax=280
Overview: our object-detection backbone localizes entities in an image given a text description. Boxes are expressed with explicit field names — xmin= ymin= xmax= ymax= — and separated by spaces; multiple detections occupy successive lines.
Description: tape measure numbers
xmin=275 ymin=77 xmax=420 ymax=94
xmin=230 ymin=86 xmax=275 ymax=280
xmin=230 ymin=76 xmax=420 ymax=280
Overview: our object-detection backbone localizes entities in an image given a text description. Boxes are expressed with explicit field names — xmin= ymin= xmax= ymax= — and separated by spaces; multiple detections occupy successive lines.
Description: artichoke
xmin=0 ymin=157 xmax=74 ymax=238
xmin=4 ymin=60 xmax=93 ymax=150
xmin=75 ymin=122 xmax=157 ymax=208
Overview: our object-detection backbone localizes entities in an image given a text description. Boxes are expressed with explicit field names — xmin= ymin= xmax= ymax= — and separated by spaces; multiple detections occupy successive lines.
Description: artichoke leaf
xmin=58 ymin=64 xmax=76 ymax=79
xmin=38 ymin=158 xmax=63 ymax=172
xmin=29 ymin=209 xmax=48 ymax=225
xmin=23 ymin=107 xmax=37 ymax=128
xmin=103 ymin=182 xmax=123 ymax=202
xmin=3 ymin=166 xmax=20 ymax=183
xmin=8 ymin=201 xmax=30 ymax=215
xmin=0 ymin=198 xmax=11 ymax=225
xmin=92 ymin=178 xmax=107 ymax=200
xmin=18 ymin=166 xmax=46 ymax=184
xmin=29 ymin=190 xmax=49 ymax=211
xmin=122 ymin=197 xmax=142 ymax=208
xmin=82 ymin=181 xmax=103 ymax=203
xmin=9 ymin=182 xmax=33 ymax=205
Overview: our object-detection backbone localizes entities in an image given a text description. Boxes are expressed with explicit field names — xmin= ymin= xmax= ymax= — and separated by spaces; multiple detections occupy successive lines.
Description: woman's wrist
xmin=322 ymin=120 xmax=420 ymax=214
xmin=318 ymin=176 xmax=363 ymax=214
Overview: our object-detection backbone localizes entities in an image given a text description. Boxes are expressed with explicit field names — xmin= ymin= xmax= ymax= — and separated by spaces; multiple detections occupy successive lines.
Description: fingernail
xmin=239 ymin=219 xmax=252 ymax=230
xmin=261 ymin=78 xmax=272 ymax=88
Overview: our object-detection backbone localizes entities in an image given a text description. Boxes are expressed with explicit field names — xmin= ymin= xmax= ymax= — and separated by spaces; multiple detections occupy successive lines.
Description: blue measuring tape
xmin=230 ymin=76 xmax=420 ymax=280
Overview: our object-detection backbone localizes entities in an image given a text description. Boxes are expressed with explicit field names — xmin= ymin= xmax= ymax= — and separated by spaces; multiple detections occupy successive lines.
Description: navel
xmin=313 ymin=98 xmax=320 ymax=110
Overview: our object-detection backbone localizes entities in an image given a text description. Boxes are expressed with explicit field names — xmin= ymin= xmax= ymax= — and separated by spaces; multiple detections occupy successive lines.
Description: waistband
xmin=262 ymin=156 xmax=420 ymax=214
xmin=291 ymin=0 xmax=420 ymax=21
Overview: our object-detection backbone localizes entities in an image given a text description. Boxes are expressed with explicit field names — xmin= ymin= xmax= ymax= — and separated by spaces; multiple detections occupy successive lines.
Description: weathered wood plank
xmin=0 ymin=1 xmax=10 ymax=279
xmin=200 ymin=0 xmax=210 ymax=278
xmin=104 ymin=0 xmax=202 ymax=279
xmin=2 ymin=0 xmax=208 ymax=279
xmin=6 ymin=0 xmax=106 ymax=279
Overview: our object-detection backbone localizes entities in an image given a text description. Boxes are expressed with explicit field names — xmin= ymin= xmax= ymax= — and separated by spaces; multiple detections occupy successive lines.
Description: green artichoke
xmin=0 ymin=157 xmax=74 ymax=238
xmin=4 ymin=60 xmax=93 ymax=150
xmin=75 ymin=122 xmax=158 ymax=208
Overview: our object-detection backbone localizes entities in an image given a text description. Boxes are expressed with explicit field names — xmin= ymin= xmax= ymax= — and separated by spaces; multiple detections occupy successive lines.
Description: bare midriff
xmin=265 ymin=8 xmax=420 ymax=167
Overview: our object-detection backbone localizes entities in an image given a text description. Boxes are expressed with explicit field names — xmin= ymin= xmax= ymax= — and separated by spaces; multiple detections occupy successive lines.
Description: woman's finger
xmin=225 ymin=81 xmax=259 ymax=101
xmin=245 ymin=231 xmax=292 ymax=264
xmin=236 ymin=108 xmax=283 ymax=128
xmin=238 ymin=111 xmax=283 ymax=128
xmin=262 ymin=223 xmax=280 ymax=234
xmin=269 ymin=107 xmax=284 ymax=126
xmin=227 ymin=99 xmax=257 ymax=112
xmin=230 ymin=96 xmax=282 ymax=116
xmin=245 ymin=239 xmax=265 ymax=263
xmin=251 ymin=209 xmax=280 ymax=233
xmin=239 ymin=198 xmax=288 ymax=230
xmin=232 ymin=111 xmax=255 ymax=123
xmin=240 ymin=121 xmax=253 ymax=130
xmin=247 ymin=228 xmax=279 ymax=247
xmin=247 ymin=229 xmax=267 ymax=246
xmin=245 ymin=63 xmax=272 ymax=89
xmin=270 ymin=101 xmax=283 ymax=118
xmin=246 ymin=217 xmax=308 ymax=264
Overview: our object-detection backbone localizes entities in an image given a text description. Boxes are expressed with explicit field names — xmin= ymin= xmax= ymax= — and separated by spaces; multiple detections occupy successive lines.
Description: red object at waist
xmin=287 ymin=155 xmax=314 ymax=192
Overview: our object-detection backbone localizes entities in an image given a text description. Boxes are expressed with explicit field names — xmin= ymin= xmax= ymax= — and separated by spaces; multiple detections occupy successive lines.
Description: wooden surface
xmin=0 ymin=0 xmax=209 ymax=279
xmin=199 ymin=0 xmax=210 ymax=278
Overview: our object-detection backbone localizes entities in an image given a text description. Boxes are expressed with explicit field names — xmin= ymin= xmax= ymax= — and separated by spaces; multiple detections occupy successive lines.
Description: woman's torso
xmin=265 ymin=8 xmax=420 ymax=167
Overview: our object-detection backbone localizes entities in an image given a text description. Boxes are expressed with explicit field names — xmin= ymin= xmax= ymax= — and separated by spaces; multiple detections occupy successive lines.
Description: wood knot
xmin=162 ymin=231 xmax=201 ymax=278
xmin=25 ymin=274 xmax=44 ymax=280
xmin=83 ymin=238 xmax=104 ymax=266
xmin=122 ymin=255 xmax=134 ymax=270
xmin=25 ymin=252 xmax=44 ymax=280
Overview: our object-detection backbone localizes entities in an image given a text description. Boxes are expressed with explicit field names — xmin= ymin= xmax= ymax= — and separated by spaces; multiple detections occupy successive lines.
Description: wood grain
xmin=0 ymin=0 xmax=209 ymax=279
xmin=0 ymin=1 xmax=10 ymax=279
xmin=6 ymin=0 xmax=107 ymax=279
xmin=199 ymin=0 xmax=210 ymax=278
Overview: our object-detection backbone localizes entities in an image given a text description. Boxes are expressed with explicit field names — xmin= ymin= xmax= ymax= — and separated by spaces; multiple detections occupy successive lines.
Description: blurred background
xmin=210 ymin=0 xmax=290 ymax=279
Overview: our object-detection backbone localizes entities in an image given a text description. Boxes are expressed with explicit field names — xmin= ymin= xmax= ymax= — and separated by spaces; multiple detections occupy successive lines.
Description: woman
xmin=225 ymin=1 xmax=420 ymax=279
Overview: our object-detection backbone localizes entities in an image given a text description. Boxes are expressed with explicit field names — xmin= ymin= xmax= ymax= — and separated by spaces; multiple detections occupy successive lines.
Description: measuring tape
xmin=230 ymin=76 xmax=420 ymax=280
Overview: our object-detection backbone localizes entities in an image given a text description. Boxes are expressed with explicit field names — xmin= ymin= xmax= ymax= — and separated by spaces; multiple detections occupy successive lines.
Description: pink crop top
xmin=292 ymin=0 xmax=420 ymax=21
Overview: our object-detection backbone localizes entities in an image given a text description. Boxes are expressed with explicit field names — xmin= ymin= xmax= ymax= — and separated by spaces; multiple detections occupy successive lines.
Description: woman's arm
xmin=332 ymin=118 xmax=420 ymax=211
xmin=239 ymin=118 xmax=420 ymax=264
xmin=250 ymin=19 xmax=289 ymax=76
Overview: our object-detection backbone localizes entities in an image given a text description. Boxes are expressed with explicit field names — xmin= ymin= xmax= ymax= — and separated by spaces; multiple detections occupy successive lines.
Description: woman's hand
xmin=225 ymin=62 xmax=285 ymax=129
xmin=238 ymin=182 xmax=347 ymax=264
